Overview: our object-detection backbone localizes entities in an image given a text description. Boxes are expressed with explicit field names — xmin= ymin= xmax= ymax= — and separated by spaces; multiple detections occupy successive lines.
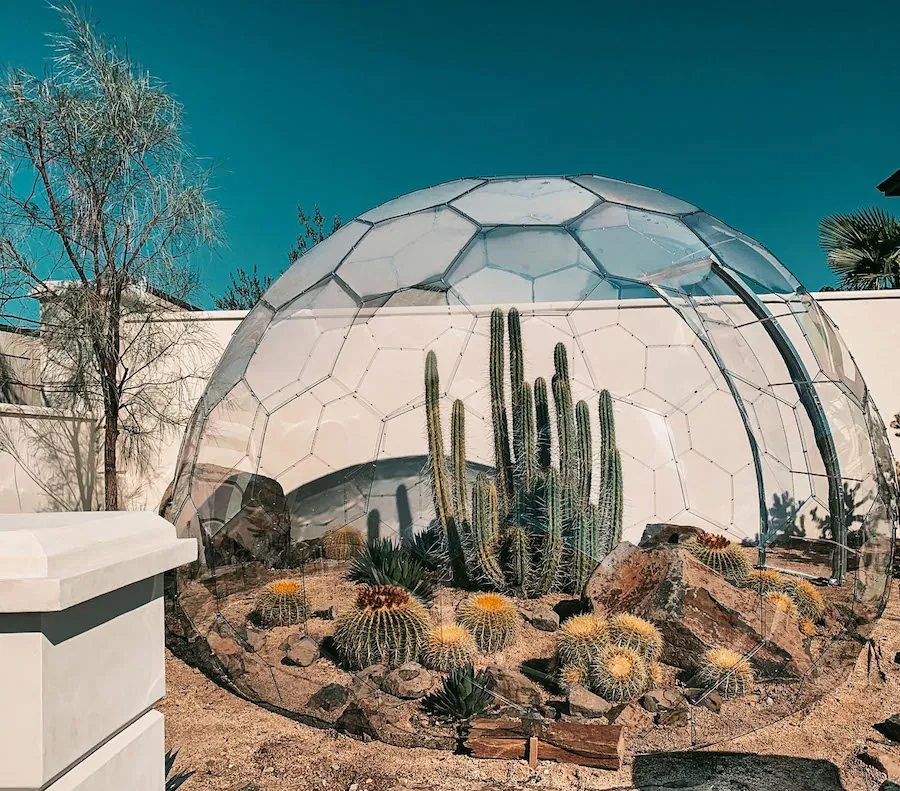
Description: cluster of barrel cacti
xmin=425 ymin=307 xmax=623 ymax=596
xmin=555 ymin=611 xmax=665 ymax=702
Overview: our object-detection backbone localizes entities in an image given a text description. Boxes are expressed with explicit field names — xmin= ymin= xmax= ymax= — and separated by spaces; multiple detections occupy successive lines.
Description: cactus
xmin=552 ymin=344 xmax=576 ymax=484
xmin=508 ymin=307 xmax=525 ymax=471
xmin=559 ymin=663 xmax=589 ymax=689
xmin=681 ymin=530 xmax=752 ymax=585
xmin=575 ymin=400 xmax=592 ymax=507
xmin=766 ymin=591 xmax=798 ymax=618
xmin=334 ymin=584 xmax=430 ymax=669
xmin=321 ymin=525 xmax=365 ymax=560
xmin=469 ymin=473 xmax=507 ymax=590
xmin=557 ymin=614 xmax=607 ymax=671
xmin=590 ymin=644 xmax=649 ymax=702
xmin=532 ymin=467 xmax=563 ymax=595
xmin=489 ymin=308 xmax=514 ymax=518
xmin=348 ymin=538 xmax=434 ymax=601
xmin=570 ymin=508 xmax=596 ymax=594
xmin=421 ymin=623 xmax=478 ymax=672
xmin=520 ymin=382 xmax=537 ymax=494
xmin=800 ymin=619 xmax=817 ymax=637
xmin=255 ymin=579 xmax=309 ymax=627
xmin=745 ymin=569 xmax=787 ymax=594
xmin=697 ymin=647 xmax=754 ymax=699
xmin=534 ymin=377 xmax=552 ymax=469
xmin=648 ymin=661 xmax=665 ymax=690
xmin=597 ymin=390 xmax=623 ymax=550
xmin=781 ymin=578 xmax=825 ymax=622
xmin=503 ymin=524 xmax=530 ymax=593
xmin=607 ymin=613 xmax=663 ymax=663
xmin=451 ymin=399 xmax=469 ymax=526
xmin=458 ymin=592 xmax=521 ymax=653
xmin=422 ymin=665 xmax=495 ymax=721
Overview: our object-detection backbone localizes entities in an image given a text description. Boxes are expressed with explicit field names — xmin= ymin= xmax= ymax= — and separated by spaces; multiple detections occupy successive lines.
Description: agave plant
xmin=819 ymin=208 xmax=900 ymax=290
xmin=165 ymin=749 xmax=194 ymax=791
xmin=421 ymin=665 xmax=495 ymax=721
xmin=348 ymin=538 xmax=435 ymax=600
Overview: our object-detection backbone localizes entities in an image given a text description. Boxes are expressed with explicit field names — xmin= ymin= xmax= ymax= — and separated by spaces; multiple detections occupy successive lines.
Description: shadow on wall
xmin=630 ymin=752 xmax=845 ymax=791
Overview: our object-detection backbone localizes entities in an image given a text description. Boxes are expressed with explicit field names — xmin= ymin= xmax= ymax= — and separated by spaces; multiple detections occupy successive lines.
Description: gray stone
xmin=485 ymin=665 xmax=542 ymax=707
xmin=244 ymin=624 xmax=266 ymax=652
xmin=639 ymin=523 xmax=704 ymax=548
xmin=280 ymin=634 xmax=319 ymax=667
xmin=382 ymin=662 xmax=435 ymax=700
xmin=567 ymin=684 xmax=612 ymax=718
xmin=313 ymin=606 xmax=336 ymax=620
xmin=530 ymin=605 xmax=560 ymax=632
xmin=655 ymin=708 xmax=689 ymax=727
xmin=641 ymin=688 xmax=687 ymax=713
xmin=876 ymin=715 xmax=900 ymax=743
xmin=308 ymin=683 xmax=349 ymax=714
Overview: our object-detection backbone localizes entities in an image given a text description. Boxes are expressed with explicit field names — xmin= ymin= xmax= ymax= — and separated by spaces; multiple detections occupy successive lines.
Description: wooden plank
xmin=528 ymin=736 xmax=539 ymax=769
xmin=467 ymin=719 xmax=528 ymax=759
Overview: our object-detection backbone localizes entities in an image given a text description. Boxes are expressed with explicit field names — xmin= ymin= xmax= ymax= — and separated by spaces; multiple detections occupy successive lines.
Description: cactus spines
xmin=520 ymin=382 xmax=537 ymax=493
xmin=255 ymin=579 xmax=309 ymax=627
xmin=766 ymin=591 xmax=798 ymax=618
xmin=781 ymin=578 xmax=825 ymax=622
xmin=421 ymin=623 xmax=478 ymax=672
xmin=334 ymin=584 xmax=430 ymax=669
xmin=458 ymin=592 xmax=521 ymax=653
xmin=508 ymin=307 xmax=525 ymax=470
xmin=557 ymin=614 xmax=607 ymax=671
xmin=470 ymin=473 xmax=507 ymax=590
xmin=745 ymin=569 xmax=787 ymax=594
xmin=489 ymin=308 xmax=514 ymax=517
xmin=682 ymin=530 xmax=752 ymax=585
xmin=570 ymin=508 xmax=596 ymax=594
xmin=503 ymin=525 xmax=530 ymax=593
xmin=451 ymin=399 xmax=469 ymax=526
xmin=697 ymin=647 xmax=754 ymax=699
xmin=552 ymin=346 xmax=575 ymax=484
xmin=607 ymin=613 xmax=663 ymax=663
xmin=800 ymin=619 xmax=817 ymax=637
xmin=598 ymin=390 xmax=623 ymax=548
xmin=575 ymin=400 xmax=592 ymax=507
xmin=534 ymin=377 xmax=552 ymax=469
xmin=321 ymin=525 xmax=365 ymax=561
xmin=532 ymin=467 xmax=563 ymax=595
xmin=559 ymin=663 xmax=589 ymax=689
xmin=590 ymin=644 xmax=649 ymax=702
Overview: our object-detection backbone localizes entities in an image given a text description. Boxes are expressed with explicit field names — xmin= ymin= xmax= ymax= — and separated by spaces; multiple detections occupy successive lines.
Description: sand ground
xmin=160 ymin=582 xmax=900 ymax=791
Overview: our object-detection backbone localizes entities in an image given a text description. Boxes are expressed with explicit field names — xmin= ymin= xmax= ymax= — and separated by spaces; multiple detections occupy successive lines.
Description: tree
xmin=215 ymin=204 xmax=341 ymax=310
xmin=0 ymin=6 xmax=219 ymax=510
xmin=819 ymin=208 xmax=900 ymax=290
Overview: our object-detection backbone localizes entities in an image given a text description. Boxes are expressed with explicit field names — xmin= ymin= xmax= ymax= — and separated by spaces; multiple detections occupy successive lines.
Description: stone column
xmin=0 ymin=511 xmax=197 ymax=791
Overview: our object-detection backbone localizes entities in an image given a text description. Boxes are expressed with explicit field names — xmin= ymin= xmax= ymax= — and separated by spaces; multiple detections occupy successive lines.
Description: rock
xmin=859 ymin=747 xmax=900 ymax=779
xmin=894 ymin=651 xmax=900 ymax=665
xmin=639 ymin=523 xmax=704 ymax=548
xmin=350 ymin=664 xmax=390 ymax=698
xmin=337 ymin=694 xmax=456 ymax=751
xmin=207 ymin=634 xmax=245 ymax=677
xmin=585 ymin=542 xmax=818 ymax=679
xmin=880 ymin=782 xmax=900 ymax=791
xmin=244 ymin=624 xmax=266 ymax=652
xmin=641 ymin=688 xmax=686 ymax=712
xmin=567 ymin=684 xmax=612 ymax=718
xmin=655 ymin=708 xmax=689 ymax=727
xmin=697 ymin=691 xmax=722 ymax=713
xmin=605 ymin=702 xmax=653 ymax=731
xmin=530 ymin=605 xmax=560 ymax=632
xmin=485 ymin=665 xmax=542 ymax=707
xmin=280 ymin=634 xmax=319 ymax=667
xmin=876 ymin=715 xmax=900 ymax=743
xmin=313 ymin=606 xmax=336 ymax=620
xmin=382 ymin=663 xmax=435 ymax=699
xmin=308 ymin=683 xmax=349 ymax=715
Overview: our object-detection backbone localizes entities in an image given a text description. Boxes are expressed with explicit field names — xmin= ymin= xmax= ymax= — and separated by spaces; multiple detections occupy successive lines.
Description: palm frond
xmin=819 ymin=208 xmax=900 ymax=290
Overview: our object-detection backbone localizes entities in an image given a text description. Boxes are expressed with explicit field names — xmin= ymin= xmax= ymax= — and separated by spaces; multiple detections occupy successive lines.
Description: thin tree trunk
xmin=103 ymin=408 xmax=119 ymax=510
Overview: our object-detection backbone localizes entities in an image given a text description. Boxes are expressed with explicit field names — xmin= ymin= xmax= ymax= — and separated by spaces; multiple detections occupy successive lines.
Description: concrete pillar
xmin=0 ymin=512 xmax=197 ymax=791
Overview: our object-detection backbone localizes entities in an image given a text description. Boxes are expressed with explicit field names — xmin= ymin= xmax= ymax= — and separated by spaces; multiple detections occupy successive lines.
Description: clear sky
xmin=3 ymin=0 xmax=900 ymax=305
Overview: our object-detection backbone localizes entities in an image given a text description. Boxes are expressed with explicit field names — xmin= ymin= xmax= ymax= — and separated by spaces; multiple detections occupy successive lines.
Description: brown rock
xmin=605 ymin=702 xmax=653 ymax=731
xmin=308 ymin=683 xmax=349 ymax=715
xmin=567 ymin=684 xmax=612 ymax=718
xmin=280 ymin=634 xmax=319 ymax=667
xmin=207 ymin=634 xmax=245 ymax=677
xmin=859 ymin=748 xmax=900 ymax=779
xmin=244 ymin=624 xmax=266 ymax=652
xmin=655 ymin=708 xmax=690 ymax=727
xmin=351 ymin=664 xmax=390 ymax=698
xmin=641 ymin=688 xmax=687 ymax=712
xmin=639 ymin=523 xmax=704 ymax=548
xmin=530 ymin=604 xmax=560 ymax=632
xmin=382 ymin=663 xmax=435 ymax=699
xmin=485 ymin=665 xmax=542 ymax=707
xmin=584 ymin=542 xmax=815 ymax=678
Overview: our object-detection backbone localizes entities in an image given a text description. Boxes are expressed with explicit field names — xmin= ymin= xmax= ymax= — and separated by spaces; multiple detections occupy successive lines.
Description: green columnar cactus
xmin=451 ymin=399 xmax=469 ymax=526
xmin=520 ymin=382 xmax=537 ymax=494
xmin=470 ymin=473 xmax=507 ymax=589
xmin=532 ymin=467 xmax=563 ymax=595
xmin=508 ymin=307 xmax=525 ymax=471
xmin=575 ymin=400 xmax=592 ymax=508
xmin=503 ymin=524 xmax=530 ymax=593
xmin=534 ymin=377 xmax=552 ymax=469
xmin=571 ymin=508 xmax=595 ymax=594
xmin=597 ymin=389 xmax=623 ymax=553
xmin=334 ymin=584 xmax=431 ymax=669
xmin=552 ymin=344 xmax=576 ymax=484
xmin=489 ymin=308 xmax=514 ymax=518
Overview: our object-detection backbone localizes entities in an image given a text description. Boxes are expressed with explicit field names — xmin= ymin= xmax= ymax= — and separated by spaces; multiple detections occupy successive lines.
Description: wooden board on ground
xmin=466 ymin=718 xmax=624 ymax=770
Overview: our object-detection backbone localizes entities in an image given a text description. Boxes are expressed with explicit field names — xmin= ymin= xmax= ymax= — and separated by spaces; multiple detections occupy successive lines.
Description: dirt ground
xmin=160 ymin=582 xmax=900 ymax=791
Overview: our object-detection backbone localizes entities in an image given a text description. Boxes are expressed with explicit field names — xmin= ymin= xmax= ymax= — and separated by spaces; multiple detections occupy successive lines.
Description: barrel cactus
xmin=421 ymin=623 xmax=478 ymax=672
xmin=557 ymin=614 xmax=607 ymax=671
xmin=255 ymin=579 xmax=309 ymax=627
xmin=590 ymin=644 xmax=649 ymax=702
xmin=321 ymin=524 xmax=365 ymax=560
xmin=766 ymin=591 xmax=798 ymax=618
xmin=697 ymin=647 xmax=754 ymax=699
xmin=744 ymin=569 xmax=787 ymax=594
xmin=682 ymin=530 xmax=752 ymax=585
xmin=457 ymin=592 xmax=521 ymax=653
xmin=781 ymin=578 xmax=825 ymax=622
xmin=606 ymin=613 xmax=663 ymax=663
xmin=334 ymin=584 xmax=430 ymax=669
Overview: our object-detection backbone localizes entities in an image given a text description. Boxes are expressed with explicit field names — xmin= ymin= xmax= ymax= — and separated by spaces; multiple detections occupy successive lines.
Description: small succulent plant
xmin=421 ymin=623 xmax=479 ymax=672
xmin=744 ymin=569 xmax=787 ymax=594
xmin=556 ymin=613 xmax=607 ymax=671
xmin=457 ymin=592 xmax=521 ymax=653
xmin=781 ymin=578 xmax=825 ymax=623
xmin=255 ymin=579 xmax=309 ymax=627
xmin=590 ymin=644 xmax=649 ymax=702
xmin=697 ymin=647 xmax=754 ymax=699
xmin=766 ymin=591 xmax=798 ymax=618
xmin=334 ymin=584 xmax=430 ymax=669
xmin=422 ymin=665 xmax=495 ymax=721
xmin=348 ymin=538 xmax=434 ymax=600
xmin=321 ymin=524 xmax=366 ymax=560
xmin=682 ymin=530 xmax=752 ymax=585
xmin=606 ymin=613 xmax=663 ymax=663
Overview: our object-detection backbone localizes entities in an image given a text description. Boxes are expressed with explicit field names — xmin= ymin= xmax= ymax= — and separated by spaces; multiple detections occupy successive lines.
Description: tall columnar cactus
xmin=451 ymin=399 xmax=469 ymax=526
xmin=575 ymin=400 xmax=592 ymax=508
xmin=520 ymin=382 xmax=537 ymax=494
xmin=470 ymin=473 xmax=507 ymax=590
xmin=508 ymin=308 xmax=525 ymax=471
xmin=534 ymin=377 xmax=552 ymax=470
xmin=504 ymin=524 xmax=530 ymax=594
xmin=552 ymin=343 xmax=576 ymax=485
xmin=533 ymin=467 xmax=563 ymax=595
xmin=489 ymin=309 xmax=514 ymax=518
xmin=598 ymin=389 xmax=623 ymax=552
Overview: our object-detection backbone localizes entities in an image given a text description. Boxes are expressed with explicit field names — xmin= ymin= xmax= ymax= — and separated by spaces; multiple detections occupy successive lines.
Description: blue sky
xmin=4 ymin=0 xmax=900 ymax=304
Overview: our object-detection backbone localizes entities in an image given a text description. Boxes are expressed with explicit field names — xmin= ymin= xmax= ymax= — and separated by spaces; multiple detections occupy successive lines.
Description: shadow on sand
xmin=630 ymin=751 xmax=845 ymax=791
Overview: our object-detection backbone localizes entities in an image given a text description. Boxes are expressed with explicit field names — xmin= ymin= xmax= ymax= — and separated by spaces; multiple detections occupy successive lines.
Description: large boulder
xmin=584 ymin=542 xmax=814 ymax=678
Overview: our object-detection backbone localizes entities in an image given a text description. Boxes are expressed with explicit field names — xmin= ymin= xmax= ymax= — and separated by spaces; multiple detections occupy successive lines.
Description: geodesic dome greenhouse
xmin=166 ymin=175 xmax=897 ymax=754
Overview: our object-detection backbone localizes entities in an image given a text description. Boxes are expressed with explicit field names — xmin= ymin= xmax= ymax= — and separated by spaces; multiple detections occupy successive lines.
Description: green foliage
xmin=214 ymin=264 xmax=273 ymax=310
xmin=422 ymin=665 xmax=495 ymax=721
xmin=404 ymin=525 xmax=443 ymax=572
xmin=165 ymin=750 xmax=194 ymax=791
xmin=334 ymin=584 xmax=430 ymax=669
xmin=819 ymin=208 xmax=900 ymax=290
xmin=590 ymin=644 xmax=649 ymax=702
xmin=457 ymin=592 xmax=521 ymax=653
xmin=288 ymin=204 xmax=342 ymax=264
xmin=348 ymin=538 xmax=434 ymax=600
xmin=423 ymin=307 xmax=624 ymax=595
xmin=255 ymin=579 xmax=309 ymax=627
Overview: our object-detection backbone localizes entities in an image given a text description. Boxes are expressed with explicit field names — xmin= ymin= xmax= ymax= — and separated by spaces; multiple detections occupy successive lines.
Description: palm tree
xmin=819 ymin=208 xmax=900 ymax=290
